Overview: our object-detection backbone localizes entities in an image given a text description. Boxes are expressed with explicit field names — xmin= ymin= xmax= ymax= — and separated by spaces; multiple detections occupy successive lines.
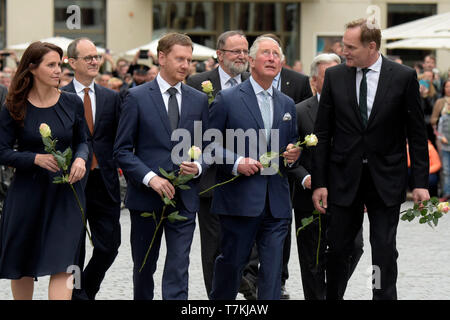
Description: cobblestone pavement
xmin=1 ymin=201 xmax=449 ymax=300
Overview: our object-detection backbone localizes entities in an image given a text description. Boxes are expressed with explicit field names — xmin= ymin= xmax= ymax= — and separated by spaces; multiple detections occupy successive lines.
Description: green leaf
xmin=140 ymin=212 xmax=155 ymax=218
xmin=419 ymin=217 xmax=427 ymax=224
xmin=413 ymin=203 xmax=420 ymax=210
xmin=259 ymin=151 xmax=279 ymax=167
xmin=430 ymin=197 xmax=440 ymax=205
xmin=177 ymin=184 xmax=191 ymax=190
xmin=420 ymin=209 xmax=428 ymax=216
xmin=167 ymin=211 xmax=188 ymax=223
xmin=174 ymin=174 xmax=194 ymax=186
xmin=53 ymin=152 xmax=67 ymax=171
xmin=53 ymin=176 xmax=65 ymax=184
xmin=400 ymin=213 xmax=409 ymax=221
xmin=159 ymin=167 xmax=175 ymax=181
xmin=63 ymin=147 xmax=72 ymax=165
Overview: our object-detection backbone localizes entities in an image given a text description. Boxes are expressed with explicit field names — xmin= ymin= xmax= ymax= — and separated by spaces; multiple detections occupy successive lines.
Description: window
xmin=54 ymin=0 xmax=106 ymax=48
xmin=153 ymin=1 xmax=301 ymax=65
xmin=386 ymin=3 xmax=437 ymax=66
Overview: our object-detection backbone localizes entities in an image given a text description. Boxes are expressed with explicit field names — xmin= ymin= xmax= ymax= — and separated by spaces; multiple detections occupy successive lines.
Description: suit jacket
xmin=312 ymin=56 xmax=429 ymax=207
xmin=113 ymin=79 xmax=209 ymax=213
xmin=279 ymin=67 xmax=312 ymax=104
xmin=288 ymin=95 xmax=318 ymax=213
xmin=61 ymin=81 xmax=122 ymax=203
xmin=208 ymin=79 xmax=298 ymax=218
xmin=0 ymin=84 xmax=7 ymax=107
xmin=186 ymin=67 xmax=250 ymax=197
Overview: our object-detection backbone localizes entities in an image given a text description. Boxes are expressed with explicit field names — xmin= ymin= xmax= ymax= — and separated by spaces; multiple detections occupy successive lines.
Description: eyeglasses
xmin=221 ymin=49 xmax=249 ymax=56
xmin=77 ymin=55 xmax=103 ymax=63
xmin=261 ymin=50 xmax=281 ymax=59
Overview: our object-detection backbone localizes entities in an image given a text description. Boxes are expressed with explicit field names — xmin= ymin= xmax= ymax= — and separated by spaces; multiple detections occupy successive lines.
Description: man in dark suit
xmin=290 ymin=53 xmax=363 ymax=300
xmin=113 ymin=33 xmax=209 ymax=300
xmin=240 ymin=33 xmax=313 ymax=300
xmin=0 ymin=84 xmax=7 ymax=107
xmin=208 ymin=36 xmax=301 ymax=300
xmin=312 ymin=18 xmax=430 ymax=300
xmin=185 ymin=30 xmax=250 ymax=298
xmin=63 ymin=38 xmax=122 ymax=300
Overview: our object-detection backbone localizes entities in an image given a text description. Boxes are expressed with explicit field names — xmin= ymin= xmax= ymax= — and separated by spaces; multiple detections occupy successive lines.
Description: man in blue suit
xmin=208 ymin=36 xmax=301 ymax=300
xmin=62 ymin=38 xmax=122 ymax=300
xmin=114 ymin=33 xmax=209 ymax=300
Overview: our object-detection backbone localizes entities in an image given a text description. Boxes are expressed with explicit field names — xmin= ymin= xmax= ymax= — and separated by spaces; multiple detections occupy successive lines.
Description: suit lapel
xmin=148 ymin=80 xmax=172 ymax=137
xmin=179 ymin=83 xmax=191 ymax=126
xmin=307 ymin=95 xmax=319 ymax=124
xmin=346 ymin=66 xmax=365 ymax=129
xmin=93 ymin=84 xmax=104 ymax=135
xmin=271 ymin=90 xmax=283 ymax=130
xmin=241 ymin=81 xmax=264 ymax=130
xmin=367 ymin=57 xmax=393 ymax=127
xmin=280 ymin=68 xmax=289 ymax=94
xmin=210 ymin=68 xmax=222 ymax=96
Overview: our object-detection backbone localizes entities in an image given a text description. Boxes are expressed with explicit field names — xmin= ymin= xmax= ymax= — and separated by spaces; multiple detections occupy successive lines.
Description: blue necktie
xmin=228 ymin=78 xmax=238 ymax=87
xmin=167 ymin=87 xmax=179 ymax=131
xmin=260 ymin=91 xmax=272 ymax=142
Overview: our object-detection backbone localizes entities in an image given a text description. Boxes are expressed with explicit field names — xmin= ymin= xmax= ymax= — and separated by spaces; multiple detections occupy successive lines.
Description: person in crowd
xmin=0 ymin=72 xmax=11 ymax=89
xmin=423 ymin=54 xmax=436 ymax=72
xmin=240 ymin=32 xmax=312 ymax=300
xmin=208 ymin=36 xmax=300 ymax=300
xmin=289 ymin=53 xmax=363 ymax=300
xmin=96 ymin=73 xmax=112 ymax=88
xmin=146 ymin=65 xmax=159 ymax=82
xmin=108 ymin=77 xmax=124 ymax=92
xmin=0 ymin=83 xmax=7 ymax=106
xmin=186 ymin=30 xmax=250 ymax=299
xmin=312 ymin=18 xmax=429 ymax=300
xmin=430 ymin=79 xmax=450 ymax=138
xmin=62 ymin=38 xmax=122 ymax=300
xmin=114 ymin=32 xmax=208 ymax=300
xmin=292 ymin=60 xmax=303 ymax=74
xmin=0 ymin=41 xmax=88 ymax=300
xmin=127 ymin=64 xmax=150 ymax=89
xmin=419 ymin=70 xmax=439 ymax=145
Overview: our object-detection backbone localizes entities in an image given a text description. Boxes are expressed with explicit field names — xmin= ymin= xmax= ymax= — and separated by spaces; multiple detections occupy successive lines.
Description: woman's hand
xmin=34 ymin=154 xmax=60 ymax=172
xmin=68 ymin=157 xmax=86 ymax=184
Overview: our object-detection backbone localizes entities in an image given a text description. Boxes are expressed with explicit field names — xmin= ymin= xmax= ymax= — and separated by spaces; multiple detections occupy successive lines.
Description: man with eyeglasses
xmin=186 ymin=30 xmax=250 ymax=298
xmin=62 ymin=37 xmax=122 ymax=300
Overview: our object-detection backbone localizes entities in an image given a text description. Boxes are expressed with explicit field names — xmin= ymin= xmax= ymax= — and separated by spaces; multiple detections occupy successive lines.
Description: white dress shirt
xmin=218 ymin=66 xmax=242 ymax=90
xmin=356 ymin=53 xmax=382 ymax=119
xmin=142 ymin=74 xmax=201 ymax=187
xmin=73 ymin=77 xmax=96 ymax=124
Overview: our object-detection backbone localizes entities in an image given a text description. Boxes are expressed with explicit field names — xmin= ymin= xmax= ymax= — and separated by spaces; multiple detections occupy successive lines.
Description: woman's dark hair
xmin=5 ymin=41 xmax=63 ymax=125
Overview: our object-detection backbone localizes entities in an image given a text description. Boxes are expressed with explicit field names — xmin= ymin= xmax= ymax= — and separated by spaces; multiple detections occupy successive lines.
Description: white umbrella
xmin=124 ymin=39 xmax=216 ymax=60
xmin=386 ymin=37 xmax=450 ymax=50
xmin=7 ymin=36 xmax=106 ymax=53
xmin=382 ymin=11 xmax=450 ymax=40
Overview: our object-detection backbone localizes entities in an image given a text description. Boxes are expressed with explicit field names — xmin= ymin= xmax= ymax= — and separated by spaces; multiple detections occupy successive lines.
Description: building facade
xmin=1 ymin=0 xmax=449 ymax=74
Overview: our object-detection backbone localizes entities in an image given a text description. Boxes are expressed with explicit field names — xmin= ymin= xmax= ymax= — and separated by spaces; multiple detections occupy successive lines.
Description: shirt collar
xmin=250 ymin=76 xmax=273 ymax=97
xmin=157 ymin=73 xmax=182 ymax=94
xmin=357 ymin=53 xmax=382 ymax=74
xmin=73 ymin=77 xmax=95 ymax=94
xmin=218 ymin=65 xmax=241 ymax=85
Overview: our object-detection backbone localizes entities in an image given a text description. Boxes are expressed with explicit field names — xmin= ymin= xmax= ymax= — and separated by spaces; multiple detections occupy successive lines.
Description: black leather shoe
xmin=280 ymin=285 xmax=290 ymax=300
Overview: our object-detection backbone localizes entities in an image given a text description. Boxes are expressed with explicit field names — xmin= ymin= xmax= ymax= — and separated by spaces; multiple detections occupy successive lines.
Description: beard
xmin=224 ymin=59 xmax=248 ymax=77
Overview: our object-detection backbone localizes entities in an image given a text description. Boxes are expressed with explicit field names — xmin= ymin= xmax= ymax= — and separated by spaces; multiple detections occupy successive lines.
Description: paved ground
xmin=1 ymin=201 xmax=449 ymax=300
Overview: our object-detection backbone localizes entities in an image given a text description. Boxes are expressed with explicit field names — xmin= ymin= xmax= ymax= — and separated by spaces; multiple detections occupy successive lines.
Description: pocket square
xmin=282 ymin=112 xmax=292 ymax=121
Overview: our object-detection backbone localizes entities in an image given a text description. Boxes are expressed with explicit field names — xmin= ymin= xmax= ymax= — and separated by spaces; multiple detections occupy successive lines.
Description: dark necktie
xmin=359 ymin=68 xmax=370 ymax=127
xmin=228 ymin=78 xmax=238 ymax=87
xmin=83 ymin=88 xmax=97 ymax=170
xmin=167 ymin=87 xmax=179 ymax=132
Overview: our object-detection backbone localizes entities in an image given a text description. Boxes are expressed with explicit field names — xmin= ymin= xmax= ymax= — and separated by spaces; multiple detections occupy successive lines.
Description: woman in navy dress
xmin=0 ymin=42 xmax=89 ymax=299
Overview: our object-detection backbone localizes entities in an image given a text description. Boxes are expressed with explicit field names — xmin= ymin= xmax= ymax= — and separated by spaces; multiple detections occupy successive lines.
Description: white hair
xmin=310 ymin=53 xmax=341 ymax=77
xmin=249 ymin=36 xmax=283 ymax=60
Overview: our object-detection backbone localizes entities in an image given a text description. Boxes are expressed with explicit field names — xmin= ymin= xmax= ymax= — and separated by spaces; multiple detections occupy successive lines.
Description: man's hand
xmin=68 ymin=157 xmax=86 ymax=184
xmin=412 ymin=188 xmax=430 ymax=204
xmin=303 ymin=175 xmax=312 ymax=189
xmin=34 ymin=154 xmax=60 ymax=172
xmin=237 ymin=157 xmax=263 ymax=176
xmin=149 ymin=176 xmax=175 ymax=199
xmin=312 ymin=187 xmax=328 ymax=214
xmin=282 ymin=144 xmax=301 ymax=164
xmin=180 ymin=161 xmax=199 ymax=176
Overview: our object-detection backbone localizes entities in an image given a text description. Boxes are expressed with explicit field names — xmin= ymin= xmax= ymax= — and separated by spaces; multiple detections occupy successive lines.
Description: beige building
xmin=1 ymin=0 xmax=449 ymax=74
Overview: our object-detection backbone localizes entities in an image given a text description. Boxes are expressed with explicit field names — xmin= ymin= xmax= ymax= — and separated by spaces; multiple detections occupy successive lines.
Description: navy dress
xmin=0 ymin=91 xmax=89 ymax=279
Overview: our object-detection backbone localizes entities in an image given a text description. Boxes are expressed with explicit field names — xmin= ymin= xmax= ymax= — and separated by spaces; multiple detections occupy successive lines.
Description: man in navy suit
xmin=208 ymin=36 xmax=300 ymax=300
xmin=113 ymin=33 xmax=209 ymax=300
xmin=62 ymin=38 xmax=122 ymax=300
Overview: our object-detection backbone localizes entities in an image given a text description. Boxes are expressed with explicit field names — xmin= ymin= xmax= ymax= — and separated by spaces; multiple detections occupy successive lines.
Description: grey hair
xmin=67 ymin=37 xmax=92 ymax=59
xmin=249 ymin=36 xmax=283 ymax=60
xmin=310 ymin=53 xmax=341 ymax=77
xmin=216 ymin=30 xmax=246 ymax=50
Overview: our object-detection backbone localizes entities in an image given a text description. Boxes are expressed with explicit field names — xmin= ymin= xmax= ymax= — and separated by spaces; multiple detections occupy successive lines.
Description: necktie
xmin=359 ymin=68 xmax=370 ymax=127
xmin=83 ymin=88 xmax=97 ymax=170
xmin=228 ymin=78 xmax=238 ymax=87
xmin=167 ymin=87 xmax=179 ymax=132
xmin=260 ymin=91 xmax=272 ymax=142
